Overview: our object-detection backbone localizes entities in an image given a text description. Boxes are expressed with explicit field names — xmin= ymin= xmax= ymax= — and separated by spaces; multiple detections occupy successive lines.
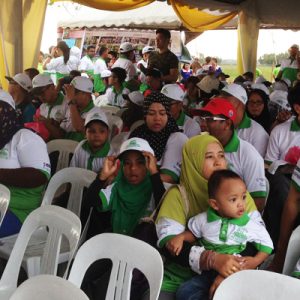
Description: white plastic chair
xmin=47 ymin=139 xmax=79 ymax=174
xmin=111 ymin=132 xmax=130 ymax=153
xmin=283 ymin=225 xmax=300 ymax=275
xmin=0 ymin=206 xmax=81 ymax=300
xmin=130 ymin=119 xmax=144 ymax=132
xmin=68 ymin=233 xmax=163 ymax=300
xmin=10 ymin=274 xmax=89 ymax=300
xmin=0 ymin=168 xmax=96 ymax=279
xmin=106 ymin=114 xmax=124 ymax=140
xmin=0 ymin=184 xmax=10 ymax=228
xmin=213 ymin=270 xmax=300 ymax=300
xmin=99 ymin=105 xmax=121 ymax=115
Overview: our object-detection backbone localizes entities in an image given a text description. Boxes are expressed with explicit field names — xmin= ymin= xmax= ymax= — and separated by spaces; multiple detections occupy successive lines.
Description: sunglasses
xmin=200 ymin=116 xmax=226 ymax=121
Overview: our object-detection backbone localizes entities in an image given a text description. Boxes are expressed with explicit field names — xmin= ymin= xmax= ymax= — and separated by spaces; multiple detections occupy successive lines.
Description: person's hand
xmin=99 ymin=156 xmax=120 ymax=181
xmin=142 ymin=151 xmax=158 ymax=175
xmin=240 ymin=256 xmax=259 ymax=270
xmin=209 ymin=274 xmax=225 ymax=300
xmin=64 ymin=84 xmax=76 ymax=102
xmin=276 ymin=110 xmax=292 ymax=124
xmin=166 ymin=235 xmax=184 ymax=256
xmin=213 ymin=253 xmax=244 ymax=277
xmin=50 ymin=46 xmax=57 ymax=58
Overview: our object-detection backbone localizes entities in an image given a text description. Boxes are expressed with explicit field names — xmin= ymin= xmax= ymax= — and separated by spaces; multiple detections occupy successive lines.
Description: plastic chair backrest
xmin=106 ymin=114 xmax=124 ymax=140
xmin=283 ymin=225 xmax=300 ymax=275
xmin=99 ymin=105 xmax=120 ymax=115
xmin=68 ymin=233 xmax=163 ymax=300
xmin=47 ymin=139 xmax=79 ymax=174
xmin=213 ymin=270 xmax=300 ymax=300
xmin=0 ymin=206 xmax=81 ymax=299
xmin=0 ymin=184 xmax=10 ymax=228
xmin=110 ymin=132 xmax=130 ymax=153
xmin=130 ymin=119 xmax=144 ymax=132
xmin=42 ymin=167 xmax=97 ymax=216
xmin=10 ymin=274 xmax=88 ymax=300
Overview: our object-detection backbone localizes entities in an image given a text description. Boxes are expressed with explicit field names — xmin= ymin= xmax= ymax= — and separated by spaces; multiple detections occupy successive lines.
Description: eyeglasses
xmin=200 ymin=116 xmax=226 ymax=121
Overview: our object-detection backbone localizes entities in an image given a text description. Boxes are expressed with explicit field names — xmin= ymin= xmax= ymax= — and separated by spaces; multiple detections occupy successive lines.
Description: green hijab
xmin=110 ymin=162 xmax=152 ymax=236
xmin=157 ymin=134 xmax=257 ymax=226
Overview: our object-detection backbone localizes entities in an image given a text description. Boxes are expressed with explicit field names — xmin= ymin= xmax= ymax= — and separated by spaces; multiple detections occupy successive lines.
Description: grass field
xmin=222 ymin=65 xmax=274 ymax=82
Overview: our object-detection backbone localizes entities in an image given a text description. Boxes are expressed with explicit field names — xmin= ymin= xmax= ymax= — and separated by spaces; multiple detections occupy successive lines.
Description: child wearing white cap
xmin=81 ymin=137 xmax=166 ymax=241
xmin=5 ymin=73 xmax=35 ymax=124
xmin=161 ymin=84 xmax=201 ymax=138
xmin=70 ymin=108 xmax=114 ymax=173
xmin=60 ymin=76 xmax=95 ymax=141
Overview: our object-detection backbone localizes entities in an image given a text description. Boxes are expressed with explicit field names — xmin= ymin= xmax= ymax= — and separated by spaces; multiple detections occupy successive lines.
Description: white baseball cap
xmin=222 ymin=83 xmax=248 ymax=105
xmin=5 ymin=73 xmax=32 ymax=92
xmin=125 ymin=91 xmax=144 ymax=106
xmin=290 ymin=44 xmax=299 ymax=49
xmin=281 ymin=78 xmax=291 ymax=87
xmin=195 ymin=68 xmax=208 ymax=76
xmin=119 ymin=137 xmax=154 ymax=156
xmin=71 ymin=76 xmax=93 ymax=93
xmin=161 ymin=84 xmax=185 ymax=102
xmin=269 ymin=90 xmax=291 ymax=110
xmin=255 ymin=75 xmax=267 ymax=84
xmin=142 ymin=46 xmax=155 ymax=55
xmin=84 ymin=107 xmax=109 ymax=128
xmin=119 ymin=42 xmax=134 ymax=53
xmin=251 ymin=83 xmax=270 ymax=95
xmin=31 ymin=74 xmax=54 ymax=94
xmin=101 ymin=70 xmax=112 ymax=78
xmin=0 ymin=90 xmax=15 ymax=109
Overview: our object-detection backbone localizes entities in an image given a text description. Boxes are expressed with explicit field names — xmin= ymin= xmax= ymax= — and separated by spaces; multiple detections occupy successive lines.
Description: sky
xmin=41 ymin=3 xmax=300 ymax=60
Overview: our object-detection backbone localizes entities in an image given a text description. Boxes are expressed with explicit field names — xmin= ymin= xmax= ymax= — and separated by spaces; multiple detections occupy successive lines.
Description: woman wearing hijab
xmin=80 ymin=137 xmax=166 ymax=299
xmin=0 ymin=91 xmax=50 ymax=237
xmin=130 ymin=91 xmax=188 ymax=183
xmin=150 ymin=134 xmax=259 ymax=299
xmin=246 ymin=88 xmax=271 ymax=133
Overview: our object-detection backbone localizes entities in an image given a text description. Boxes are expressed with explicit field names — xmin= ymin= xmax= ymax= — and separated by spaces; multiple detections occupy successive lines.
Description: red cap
xmin=200 ymin=97 xmax=236 ymax=121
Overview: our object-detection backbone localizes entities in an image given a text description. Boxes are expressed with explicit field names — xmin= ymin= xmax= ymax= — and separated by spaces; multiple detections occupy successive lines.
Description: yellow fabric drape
xmin=170 ymin=0 xmax=237 ymax=32
xmin=0 ymin=0 xmax=47 ymax=91
xmin=51 ymin=0 xmax=153 ymax=11
xmin=237 ymin=10 xmax=260 ymax=76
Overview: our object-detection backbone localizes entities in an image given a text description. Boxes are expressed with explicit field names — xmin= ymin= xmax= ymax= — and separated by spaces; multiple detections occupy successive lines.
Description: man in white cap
xmin=112 ymin=42 xmax=137 ymax=81
xmin=221 ymin=83 xmax=269 ymax=157
xmin=60 ymin=76 xmax=95 ymax=141
xmin=161 ymin=84 xmax=200 ymax=138
xmin=5 ymin=73 xmax=35 ymax=123
xmin=137 ymin=46 xmax=155 ymax=83
xmin=276 ymin=44 xmax=300 ymax=84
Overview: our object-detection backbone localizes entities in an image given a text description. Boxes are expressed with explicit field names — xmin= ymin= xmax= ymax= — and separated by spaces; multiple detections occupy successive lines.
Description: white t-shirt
xmin=0 ymin=129 xmax=51 ymax=222
xmin=112 ymin=57 xmax=137 ymax=81
xmin=94 ymin=58 xmax=108 ymax=75
xmin=159 ymin=132 xmax=188 ymax=182
xmin=79 ymin=56 xmax=95 ymax=72
xmin=39 ymin=92 xmax=68 ymax=122
xmin=265 ymin=117 xmax=300 ymax=174
xmin=45 ymin=55 xmax=79 ymax=74
xmin=188 ymin=208 xmax=273 ymax=254
xmin=237 ymin=113 xmax=269 ymax=158
xmin=105 ymin=86 xmax=130 ymax=108
xmin=225 ymin=131 xmax=267 ymax=198
xmin=176 ymin=111 xmax=201 ymax=138
xmin=70 ymin=140 xmax=114 ymax=173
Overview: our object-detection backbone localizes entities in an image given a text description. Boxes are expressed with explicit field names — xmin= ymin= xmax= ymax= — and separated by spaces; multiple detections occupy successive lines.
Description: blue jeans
xmin=176 ymin=270 xmax=218 ymax=300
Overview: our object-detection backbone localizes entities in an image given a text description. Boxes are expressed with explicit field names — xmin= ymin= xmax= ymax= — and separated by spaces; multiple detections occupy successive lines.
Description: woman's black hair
xmin=246 ymin=89 xmax=271 ymax=133
xmin=111 ymin=67 xmax=127 ymax=83
xmin=57 ymin=41 xmax=70 ymax=64
xmin=288 ymin=85 xmax=300 ymax=116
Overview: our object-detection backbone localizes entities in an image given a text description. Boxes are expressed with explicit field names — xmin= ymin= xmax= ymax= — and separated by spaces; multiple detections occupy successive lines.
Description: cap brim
xmin=5 ymin=76 xmax=14 ymax=82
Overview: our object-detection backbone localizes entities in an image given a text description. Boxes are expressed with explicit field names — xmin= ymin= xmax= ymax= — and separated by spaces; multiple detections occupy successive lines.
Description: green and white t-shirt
xmin=188 ymin=207 xmax=273 ymax=255
xmin=280 ymin=58 xmax=299 ymax=83
xmin=79 ymin=55 xmax=95 ymax=73
xmin=159 ymin=132 xmax=188 ymax=182
xmin=94 ymin=58 xmax=107 ymax=75
xmin=176 ymin=111 xmax=201 ymax=138
xmin=60 ymin=100 xmax=94 ymax=142
xmin=237 ymin=113 xmax=269 ymax=157
xmin=112 ymin=57 xmax=137 ymax=81
xmin=70 ymin=140 xmax=114 ymax=173
xmin=0 ymin=129 xmax=50 ymax=222
xmin=105 ymin=86 xmax=130 ymax=108
xmin=39 ymin=92 xmax=68 ymax=122
xmin=265 ymin=117 xmax=300 ymax=174
xmin=225 ymin=131 xmax=267 ymax=198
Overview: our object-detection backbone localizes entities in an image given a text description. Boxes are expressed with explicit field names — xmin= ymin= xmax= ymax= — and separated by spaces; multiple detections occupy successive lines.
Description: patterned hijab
xmin=129 ymin=91 xmax=179 ymax=160
xmin=0 ymin=101 xmax=22 ymax=149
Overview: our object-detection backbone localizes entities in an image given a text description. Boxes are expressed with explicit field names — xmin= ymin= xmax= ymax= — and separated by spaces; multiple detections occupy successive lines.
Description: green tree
xmin=258 ymin=52 xmax=289 ymax=65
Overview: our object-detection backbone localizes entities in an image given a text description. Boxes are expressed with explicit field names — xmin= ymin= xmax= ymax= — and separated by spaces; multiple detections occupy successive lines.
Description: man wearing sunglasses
xmin=200 ymin=97 xmax=267 ymax=213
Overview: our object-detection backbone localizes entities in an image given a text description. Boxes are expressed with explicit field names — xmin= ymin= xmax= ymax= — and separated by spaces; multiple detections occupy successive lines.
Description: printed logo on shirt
xmin=231 ymin=228 xmax=248 ymax=244
xmin=0 ymin=148 xmax=9 ymax=160
xmin=43 ymin=162 xmax=51 ymax=173
xmin=256 ymin=177 xmax=266 ymax=188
